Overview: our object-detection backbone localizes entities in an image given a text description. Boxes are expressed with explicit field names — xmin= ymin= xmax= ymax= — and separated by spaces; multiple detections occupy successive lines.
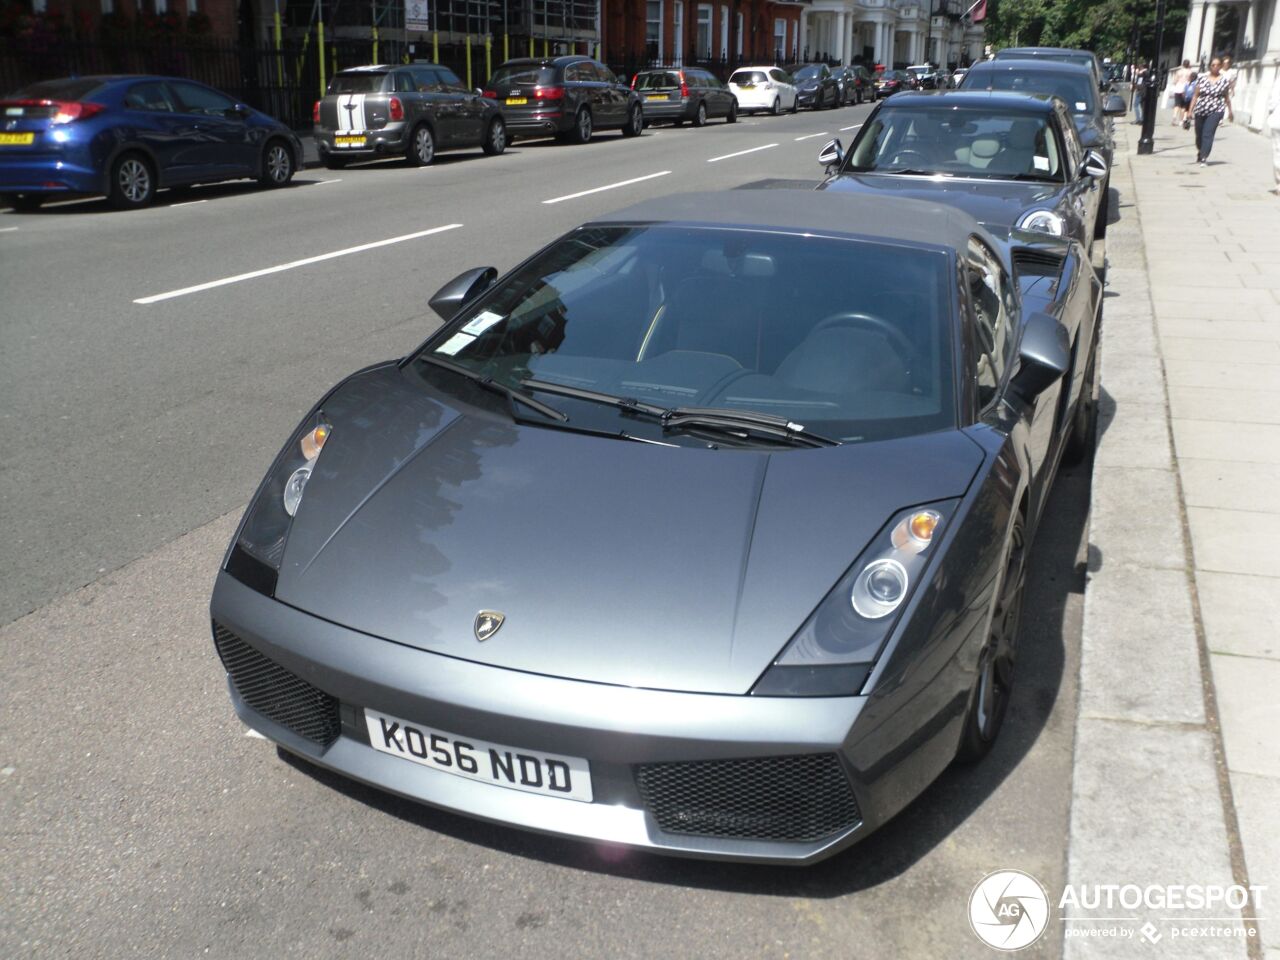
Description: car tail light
xmin=50 ymin=100 xmax=106 ymax=123
xmin=680 ymin=74 xmax=689 ymax=98
xmin=312 ymin=100 xmax=321 ymax=123
xmin=389 ymin=96 xmax=404 ymax=121
xmin=533 ymin=86 xmax=564 ymax=101
xmin=630 ymin=75 xmax=636 ymax=88
xmin=482 ymin=89 xmax=496 ymax=99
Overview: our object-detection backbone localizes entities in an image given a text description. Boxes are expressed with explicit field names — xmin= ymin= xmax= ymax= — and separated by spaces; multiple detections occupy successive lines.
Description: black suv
xmin=315 ymin=64 xmax=506 ymax=168
xmin=485 ymin=56 xmax=644 ymax=143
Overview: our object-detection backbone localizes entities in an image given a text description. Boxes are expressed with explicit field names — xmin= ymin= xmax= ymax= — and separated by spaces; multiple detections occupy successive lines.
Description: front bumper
xmin=796 ymin=89 xmax=821 ymax=106
xmin=211 ymin=571 xmax=884 ymax=863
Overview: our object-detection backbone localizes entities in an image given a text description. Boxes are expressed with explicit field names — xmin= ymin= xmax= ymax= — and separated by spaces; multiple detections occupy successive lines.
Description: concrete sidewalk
xmin=1064 ymin=106 xmax=1277 ymax=958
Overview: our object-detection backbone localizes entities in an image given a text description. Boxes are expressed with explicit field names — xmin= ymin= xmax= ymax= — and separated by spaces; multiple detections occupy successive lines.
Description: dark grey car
xmin=485 ymin=56 xmax=644 ymax=143
xmin=631 ymin=67 xmax=737 ymax=125
xmin=315 ymin=64 xmax=506 ymax=168
xmin=210 ymin=189 xmax=1100 ymax=864
xmin=994 ymin=46 xmax=1107 ymax=92
xmin=817 ymin=92 xmax=1109 ymax=248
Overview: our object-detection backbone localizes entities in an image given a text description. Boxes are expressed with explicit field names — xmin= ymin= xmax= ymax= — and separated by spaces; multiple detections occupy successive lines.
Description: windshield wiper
xmin=421 ymin=356 xmax=567 ymax=422
xmin=522 ymin=379 xmax=840 ymax=447
xmin=877 ymin=167 xmax=943 ymax=176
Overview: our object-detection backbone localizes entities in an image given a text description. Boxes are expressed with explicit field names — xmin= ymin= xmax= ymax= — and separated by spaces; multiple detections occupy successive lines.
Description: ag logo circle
xmin=968 ymin=869 xmax=1050 ymax=951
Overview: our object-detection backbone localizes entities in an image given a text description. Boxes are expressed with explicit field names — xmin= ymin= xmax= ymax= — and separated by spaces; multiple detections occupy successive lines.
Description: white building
xmin=798 ymin=0 xmax=984 ymax=69
xmin=1180 ymin=0 xmax=1280 ymax=132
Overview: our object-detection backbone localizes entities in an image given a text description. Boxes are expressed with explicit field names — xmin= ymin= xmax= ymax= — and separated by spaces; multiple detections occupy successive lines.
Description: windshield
xmin=414 ymin=225 xmax=955 ymax=445
xmin=791 ymin=65 xmax=823 ymax=81
xmin=489 ymin=65 xmax=557 ymax=88
xmin=328 ymin=73 xmax=387 ymax=94
xmin=964 ymin=69 xmax=1096 ymax=113
xmin=848 ymin=106 xmax=1064 ymax=181
xmin=635 ymin=71 xmax=682 ymax=90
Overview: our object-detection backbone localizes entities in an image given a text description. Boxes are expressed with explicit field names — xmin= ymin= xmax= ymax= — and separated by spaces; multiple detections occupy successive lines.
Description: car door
xmin=437 ymin=66 xmax=485 ymax=144
xmin=585 ymin=61 xmax=623 ymax=126
xmin=1055 ymin=106 xmax=1099 ymax=243
xmin=119 ymin=80 xmax=195 ymax=182
xmin=169 ymin=80 xmax=255 ymax=177
xmin=769 ymin=69 xmax=795 ymax=108
xmin=406 ymin=66 xmax=449 ymax=144
xmin=700 ymin=70 xmax=728 ymax=116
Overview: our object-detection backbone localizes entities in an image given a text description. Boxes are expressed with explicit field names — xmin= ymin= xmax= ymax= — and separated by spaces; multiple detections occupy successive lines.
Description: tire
xmin=258 ymin=138 xmax=294 ymax=188
xmin=790 ymin=96 xmax=799 ymax=114
xmin=1093 ymin=176 xmax=1110 ymax=240
xmin=726 ymin=100 xmax=737 ymax=123
xmin=956 ymin=517 xmax=1026 ymax=762
xmin=1062 ymin=338 xmax=1099 ymax=466
xmin=108 ymin=152 xmax=155 ymax=209
xmin=692 ymin=101 xmax=707 ymax=127
xmin=621 ymin=104 xmax=643 ymax=138
xmin=407 ymin=124 xmax=435 ymax=166
xmin=322 ymin=155 xmax=349 ymax=170
xmin=569 ymin=107 xmax=593 ymax=144
xmin=4 ymin=193 xmax=45 ymax=212
xmin=770 ymin=97 xmax=781 ymax=116
xmin=482 ymin=117 xmax=506 ymax=155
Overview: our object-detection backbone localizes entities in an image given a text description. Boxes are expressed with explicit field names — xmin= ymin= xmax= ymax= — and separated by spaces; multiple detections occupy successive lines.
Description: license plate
xmin=333 ymin=135 xmax=366 ymax=147
xmin=0 ymin=132 xmax=34 ymax=145
xmin=365 ymin=709 xmax=593 ymax=802
xmin=505 ymin=97 xmax=527 ymax=106
xmin=646 ymin=94 xmax=669 ymax=101
xmin=738 ymin=84 xmax=755 ymax=90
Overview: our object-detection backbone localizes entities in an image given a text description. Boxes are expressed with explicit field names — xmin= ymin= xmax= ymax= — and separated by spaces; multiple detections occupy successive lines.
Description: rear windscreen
xmin=12 ymin=78 xmax=105 ymax=100
xmin=730 ymin=71 xmax=767 ymax=85
xmin=328 ymin=73 xmax=386 ymax=94
xmin=635 ymin=72 xmax=681 ymax=90
xmin=489 ymin=65 xmax=557 ymax=88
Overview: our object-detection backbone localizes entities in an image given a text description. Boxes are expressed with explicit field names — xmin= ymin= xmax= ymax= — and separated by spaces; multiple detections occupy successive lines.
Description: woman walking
xmin=1172 ymin=60 xmax=1193 ymax=126
xmin=1188 ymin=58 xmax=1233 ymax=165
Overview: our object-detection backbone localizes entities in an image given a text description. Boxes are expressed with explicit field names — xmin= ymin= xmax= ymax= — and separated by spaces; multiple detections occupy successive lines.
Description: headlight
xmin=751 ymin=501 xmax=957 ymax=697
xmin=226 ymin=412 xmax=333 ymax=594
xmin=1017 ymin=209 xmax=1066 ymax=236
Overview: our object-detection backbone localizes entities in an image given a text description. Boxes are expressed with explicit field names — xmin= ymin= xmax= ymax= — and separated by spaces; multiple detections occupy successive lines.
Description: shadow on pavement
xmin=281 ymin=445 xmax=1092 ymax=898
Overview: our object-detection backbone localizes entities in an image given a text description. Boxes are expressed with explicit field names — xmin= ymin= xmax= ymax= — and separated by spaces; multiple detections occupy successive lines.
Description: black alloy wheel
xmin=1094 ymin=176 xmax=1110 ymax=239
xmin=407 ymin=125 xmax=435 ymax=166
xmin=957 ymin=518 xmax=1026 ymax=761
xmin=482 ymin=117 xmax=507 ymax=155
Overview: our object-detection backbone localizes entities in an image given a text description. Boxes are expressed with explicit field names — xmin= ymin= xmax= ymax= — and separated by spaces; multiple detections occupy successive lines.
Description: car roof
xmin=335 ymin=65 xmax=398 ymax=73
xmin=999 ymin=47 xmax=1096 ymax=58
xmin=587 ymin=190 xmax=984 ymax=253
xmin=730 ymin=65 xmax=782 ymax=71
xmin=497 ymin=56 xmax=593 ymax=67
xmin=967 ymin=58 xmax=1094 ymax=77
xmin=877 ymin=91 xmax=1058 ymax=113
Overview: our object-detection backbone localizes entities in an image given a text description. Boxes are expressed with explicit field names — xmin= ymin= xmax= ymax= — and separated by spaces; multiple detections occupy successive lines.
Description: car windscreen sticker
xmin=1033 ymin=156 xmax=1050 ymax=171
xmin=1075 ymin=101 xmax=1088 ymax=111
xmin=436 ymin=332 xmax=477 ymax=355
xmin=461 ymin=310 xmax=505 ymax=336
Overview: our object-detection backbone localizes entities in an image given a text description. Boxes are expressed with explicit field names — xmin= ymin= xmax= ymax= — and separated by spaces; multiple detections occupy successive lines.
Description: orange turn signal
xmin=300 ymin=424 xmax=331 ymax=461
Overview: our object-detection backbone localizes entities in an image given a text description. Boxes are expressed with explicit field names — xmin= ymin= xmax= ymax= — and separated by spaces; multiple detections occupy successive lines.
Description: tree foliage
xmin=984 ymin=0 xmax=1189 ymax=63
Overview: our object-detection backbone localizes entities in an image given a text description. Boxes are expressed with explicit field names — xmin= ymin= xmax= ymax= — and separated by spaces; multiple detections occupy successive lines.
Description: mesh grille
xmin=635 ymin=754 xmax=859 ymax=842
xmin=213 ymin=623 xmax=340 ymax=747
xmin=1013 ymin=248 xmax=1065 ymax=277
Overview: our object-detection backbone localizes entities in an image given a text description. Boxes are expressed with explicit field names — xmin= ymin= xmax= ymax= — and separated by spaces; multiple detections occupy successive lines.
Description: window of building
xmin=101 ymin=0 xmax=113 ymax=12
xmin=735 ymin=12 xmax=743 ymax=57
xmin=696 ymin=4 xmax=713 ymax=60
xmin=774 ymin=18 xmax=786 ymax=62
xmin=719 ymin=6 xmax=728 ymax=59
xmin=673 ymin=2 xmax=684 ymax=67
xmin=646 ymin=0 xmax=663 ymax=63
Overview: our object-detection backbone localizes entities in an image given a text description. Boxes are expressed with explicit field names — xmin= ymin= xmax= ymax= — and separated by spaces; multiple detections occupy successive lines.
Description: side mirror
xmin=429 ymin=266 xmax=498 ymax=322
xmin=1082 ymin=149 xmax=1108 ymax=179
xmin=817 ymin=137 xmax=843 ymax=169
xmin=1010 ymin=311 xmax=1070 ymax=401
xmin=230 ymin=104 xmax=251 ymax=117
xmin=1102 ymin=94 xmax=1127 ymax=115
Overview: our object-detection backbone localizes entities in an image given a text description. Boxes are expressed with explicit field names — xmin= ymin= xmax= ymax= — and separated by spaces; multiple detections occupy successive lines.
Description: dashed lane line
xmin=793 ymin=132 xmax=830 ymax=142
xmin=706 ymin=143 xmax=778 ymax=163
xmin=541 ymin=171 xmax=672 ymax=205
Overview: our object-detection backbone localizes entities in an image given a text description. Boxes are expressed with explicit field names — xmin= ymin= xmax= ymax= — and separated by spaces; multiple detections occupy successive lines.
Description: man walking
xmin=1133 ymin=63 xmax=1150 ymax=124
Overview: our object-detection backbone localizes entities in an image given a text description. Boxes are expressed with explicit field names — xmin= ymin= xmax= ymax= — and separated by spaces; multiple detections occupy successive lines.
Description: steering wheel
xmin=809 ymin=311 xmax=921 ymax=374
xmin=886 ymin=148 xmax=928 ymax=168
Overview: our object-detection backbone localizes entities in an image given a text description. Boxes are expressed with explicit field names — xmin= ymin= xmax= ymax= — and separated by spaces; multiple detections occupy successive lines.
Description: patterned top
xmin=1193 ymin=75 xmax=1231 ymax=116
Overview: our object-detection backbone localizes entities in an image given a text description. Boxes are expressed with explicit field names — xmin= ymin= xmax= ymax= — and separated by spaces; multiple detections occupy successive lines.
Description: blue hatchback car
xmin=1 ymin=75 xmax=302 ymax=210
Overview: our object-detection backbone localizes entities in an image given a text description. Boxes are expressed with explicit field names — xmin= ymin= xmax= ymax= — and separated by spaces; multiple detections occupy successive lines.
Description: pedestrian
xmin=1133 ymin=63 xmax=1149 ymax=124
xmin=1188 ymin=57 xmax=1234 ymax=165
xmin=1269 ymin=72 xmax=1280 ymax=194
xmin=1222 ymin=56 xmax=1237 ymax=94
xmin=1172 ymin=59 xmax=1193 ymax=126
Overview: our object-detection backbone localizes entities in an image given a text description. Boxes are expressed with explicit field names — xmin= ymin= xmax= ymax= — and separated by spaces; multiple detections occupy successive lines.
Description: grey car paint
xmin=210 ymin=190 xmax=1099 ymax=863
xmin=818 ymin=92 xmax=1106 ymax=250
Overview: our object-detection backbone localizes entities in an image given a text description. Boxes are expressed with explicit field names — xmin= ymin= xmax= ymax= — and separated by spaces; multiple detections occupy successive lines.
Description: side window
xmin=770 ymin=69 xmax=788 ymax=84
xmin=171 ymin=81 xmax=235 ymax=116
xmin=595 ymin=63 xmax=619 ymax=84
xmin=409 ymin=67 xmax=439 ymax=92
xmin=967 ymin=238 xmax=1016 ymax=408
xmin=437 ymin=68 xmax=468 ymax=93
xmin=124 ymin=82 xmax=177 ymax=112
xmin=392 ymin=71 xmax=416 ymax=94
xmin=1059 ymin=113 xmax=1083 ymax=176
xmin=565 ymin=63 xmax=586 ymax=83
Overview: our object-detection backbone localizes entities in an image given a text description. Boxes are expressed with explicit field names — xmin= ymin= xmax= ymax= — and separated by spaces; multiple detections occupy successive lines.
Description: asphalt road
xmin=1 ymin=100 xmax=1091 ymax=958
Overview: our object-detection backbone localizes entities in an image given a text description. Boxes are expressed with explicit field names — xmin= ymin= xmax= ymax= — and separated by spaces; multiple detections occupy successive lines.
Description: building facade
xmin=606 ymin=0 xmax=808 ymax=69
xmin=798 ymin=0 xmax=983 ymax=69
xmin=1179 ymin=0 xmax=1280 ymax=133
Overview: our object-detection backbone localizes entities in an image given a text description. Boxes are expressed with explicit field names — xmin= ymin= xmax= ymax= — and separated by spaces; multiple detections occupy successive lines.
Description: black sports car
xmin=816 ymin=92 xmax=1109 ymax=250
xmin=210 ymin=190 xmax=1100 ymax=863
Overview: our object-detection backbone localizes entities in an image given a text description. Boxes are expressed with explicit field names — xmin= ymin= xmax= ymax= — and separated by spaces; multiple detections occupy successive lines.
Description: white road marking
xmin=313 ymin=178 xmax=342 ymax=185
xmin=840 ymin=123 xmax=864 ymax=131
xmin=706 ymin=143 xmax=778 ymax=163
xmin=134 ymin=223 xmax=463 ymax=304
xmin=541 ymin=171 xmax=671 ymax=205
xmin=793 ymin=132 xmax=830 ymax=141
xmin=0 ymin=226 xmax=18 ymax=232
xmin=171 ymin=199 xmax=208 ymax=208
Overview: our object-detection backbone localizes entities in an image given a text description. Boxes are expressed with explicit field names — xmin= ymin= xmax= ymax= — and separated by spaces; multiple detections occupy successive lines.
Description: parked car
xmin=952 ymin=68 xmax=969 ymax=87
xmin=727 ymin=66 xmax=798 ymax=115
xmin=210 ymin=187 xmax=1098 ymax=864
xmin=848 ymin=65 xmax=878 ymax=102
xmin=0 ymin=75 xmax=300 ymax=211
xmin=906 ymin=64 xmax=941 ymax=90
xmin=959 ymin=59 xmax=1127 ymax=236
xmin=784 ymin=63 xmax=841 ymax=109
xmin=315 ymin=64 xmax=505 ymax=169
xmin=830 ymin=66 xmax=858 ymax=105
xmin=994 ymin=46 xmax=1108 ymax=91
xmin=631 ymin=67 xmax=737 ymax=125
xmin=874 ymin=70 xmax=913 ymax=97
xmin=485 ymin=56 xmax=644 ymax=143
xmin=816 ymin=91 xmax=1109 ymax=251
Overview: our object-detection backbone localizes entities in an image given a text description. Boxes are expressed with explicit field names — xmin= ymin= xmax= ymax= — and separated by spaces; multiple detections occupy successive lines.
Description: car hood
xmin=819 ymin=173 xmax=1062 ymax=231
xmin=273 ymin=366 xmax=984 ymax=695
